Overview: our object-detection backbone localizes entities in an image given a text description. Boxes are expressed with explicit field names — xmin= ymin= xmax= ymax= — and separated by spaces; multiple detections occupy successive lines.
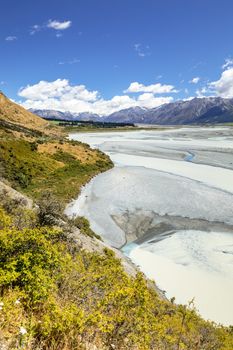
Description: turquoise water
xmin=184 ymin=152 xmax=195 ymax=162
xmin=121 ymin=242 xmax=139 ymax=256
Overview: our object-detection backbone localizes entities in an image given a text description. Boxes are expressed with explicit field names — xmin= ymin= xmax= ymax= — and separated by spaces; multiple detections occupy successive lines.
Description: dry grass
xmin=0 ymin=92 xmax=63 ymax=136
xmin=38 ymin=142 xmax=100 ymax=164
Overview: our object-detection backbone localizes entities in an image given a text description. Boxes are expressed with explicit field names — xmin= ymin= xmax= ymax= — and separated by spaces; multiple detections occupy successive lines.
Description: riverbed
xmin=66 ymin=126 xmax=233 ymax=325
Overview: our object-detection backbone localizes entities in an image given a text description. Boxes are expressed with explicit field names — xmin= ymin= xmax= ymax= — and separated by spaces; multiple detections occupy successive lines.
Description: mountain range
xmin=31 ymin=96 xmax=233 ymax=125
xmin=29 ymin=109 xmax=102 ymax=122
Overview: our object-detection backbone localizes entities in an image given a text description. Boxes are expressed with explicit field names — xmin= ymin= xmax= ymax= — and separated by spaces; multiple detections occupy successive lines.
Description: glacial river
xmin=66 ymin=126 xmax=233 ymax=325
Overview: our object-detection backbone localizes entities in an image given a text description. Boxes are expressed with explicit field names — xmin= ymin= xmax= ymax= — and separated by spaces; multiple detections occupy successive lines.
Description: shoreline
xmin=66 ymin=127 xmax=233 ymax=326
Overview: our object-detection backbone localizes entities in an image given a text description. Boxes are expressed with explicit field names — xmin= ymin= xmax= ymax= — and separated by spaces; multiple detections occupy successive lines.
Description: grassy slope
xmin=0 ymin=92 xmax=63 ymax=137
xmin=0 ymin=97 xmax=233 ymax=349
xmin=0 ymin=207 xmax=233 ymax=350
xmin=0 ymin=135 xmax=112 ymax=204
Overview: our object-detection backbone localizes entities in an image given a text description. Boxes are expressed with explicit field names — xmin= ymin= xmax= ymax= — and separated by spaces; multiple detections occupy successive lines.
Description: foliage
xmin=37 ymin=191 xmax=64 ymax=226
xmin=0 ymin=127 xmax=232 ymax=349
xmin=0 ymin=139 xmax=58 ymax=189
xmin=0 ymin=138 xmax=113 ymax=203
xmin=70 ymin=215 xmax=102 ymax=240
xmin=0 ymin=207 xmax=233 ymax=350
xmin=0 ymin=193 xmax=38 ymax=230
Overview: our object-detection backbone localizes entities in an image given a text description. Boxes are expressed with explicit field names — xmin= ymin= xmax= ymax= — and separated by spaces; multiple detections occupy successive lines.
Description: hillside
xmin=0 ymin=91 xmax=61 ymax=136
xmin=0 ymin=92 xmax=113 ymax=203
xmin=0 ymin=95 xmax=233 ymax=349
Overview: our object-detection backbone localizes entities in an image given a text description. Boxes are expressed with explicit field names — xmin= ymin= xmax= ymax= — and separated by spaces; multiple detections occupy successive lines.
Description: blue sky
xmin=1 ymin=0 xmax=233 ymax=115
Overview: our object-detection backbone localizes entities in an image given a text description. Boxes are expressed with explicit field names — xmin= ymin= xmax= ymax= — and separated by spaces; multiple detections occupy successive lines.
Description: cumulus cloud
xmin=47 ymin=20 xmax=72 ymax=30
xmin=124 ymin=81 xmax=177 ymax=94
xmin=137 ymin=93 xmax=173 ymax=108
xmin=189 ymin=77 xmax=200 ymax=84
xmin=209 ymin=68 xmax=233 ymax=98
xmin=5 ymin=36 xmax=17 ymax=41
xmin=18 ymin=79 xmax=98 ymax=102
xmin=18 ymin=79 xmax=173 ymax=115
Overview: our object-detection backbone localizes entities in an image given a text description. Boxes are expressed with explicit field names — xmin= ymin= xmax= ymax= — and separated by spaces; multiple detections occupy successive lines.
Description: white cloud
xmin=209 ymin=68 xmax=233 ymax=98
xmin=196 ymin=87 xmax=208 ymax=98
xmin=183 ymin=96 xmax=195 ymax=101
xmin=58 ymin=58 xmax=80 ymax=65
xmin=137 ymin=93 xmax=173 ymax=108
xmin=18 ymin=79 xmax=98 ymax=102
xmin=124 ymin=81 xmax=177 ymax=94
xmin=189 ymin=77 xmax=200 ymax=84
xmin=30 ymin=19 xmax=71 ymax=35
xmin=30 ymin=25 xmax=41 ymax=35
xmin=18 ymin=79 xmax=173 ymax=115
xmin=134 ymin=43 xmax=150 ymax=58
xmin=5 ymin=36 xmax=17 ymax=41
xmin=222 ymin=58 xmax=233 ymax=70
xmin=47 ymin=20 xmax=72 ymax=30
xmin=55 ymin=33 xmax=63 ymax=38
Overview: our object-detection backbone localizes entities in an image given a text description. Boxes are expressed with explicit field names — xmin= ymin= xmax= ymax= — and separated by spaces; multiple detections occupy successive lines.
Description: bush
xmin=37 ymin=192 xmax=63 ymax=226
xmin=30 ymin=142 xmax=38 ymax=151
xmin=70 ymin=216 xmax=102 ymax=240
xmin=0 ymin=206 xmax=233 ymax=350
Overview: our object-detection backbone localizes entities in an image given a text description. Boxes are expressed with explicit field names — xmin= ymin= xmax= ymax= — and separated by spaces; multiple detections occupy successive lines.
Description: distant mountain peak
xmin=29 ymin=96 xmax=233 ymax=125
xmin=104 ymin=97 xmax=233 ymax=125
xmin=30 ymin=109 xmax=103 ymax=122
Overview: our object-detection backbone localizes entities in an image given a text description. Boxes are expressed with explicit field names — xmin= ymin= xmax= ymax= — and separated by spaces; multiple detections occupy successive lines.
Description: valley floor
xmin=66 ymin=126 xmax=233 ymax=326
xmin=1 ymin=124 xmax=233 ymax=349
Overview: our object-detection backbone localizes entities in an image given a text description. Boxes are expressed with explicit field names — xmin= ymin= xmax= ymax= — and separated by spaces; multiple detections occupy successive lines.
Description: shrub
xmin=0 ymin=206 xmax=233 ymax=349
xmin=70 ymin=216 xmax=102 ymax=240
xmin=37 ymin=192 xmax=63 ymax=226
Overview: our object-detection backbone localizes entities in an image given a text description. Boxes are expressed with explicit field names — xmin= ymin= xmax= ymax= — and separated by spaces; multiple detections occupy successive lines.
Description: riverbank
xmin=1 ymin=96 xmax=233 ymax=349
xmin=0 ymin=127 xmax=233 ymax=348
xmin=66 ymin=126 xmax=233 ymax=326
xmin=0 ymin=133 xmax=113 ymax=204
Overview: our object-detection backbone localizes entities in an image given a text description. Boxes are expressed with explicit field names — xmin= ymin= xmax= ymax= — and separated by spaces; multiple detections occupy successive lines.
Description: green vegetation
xmin=0 ymin=206 xmax=233 ymax=350
xmin=65 ymin=125 xmax=166 ymax=133
xmin=0 ymin=102 xmax=233 ymax=349
xmin=70 ymin=215 xmax=102 ymax=240
xmin=0 ymin=137 xmax=113 ymax=203
xmin=65 ymin=125 xmax=136 ymax=133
